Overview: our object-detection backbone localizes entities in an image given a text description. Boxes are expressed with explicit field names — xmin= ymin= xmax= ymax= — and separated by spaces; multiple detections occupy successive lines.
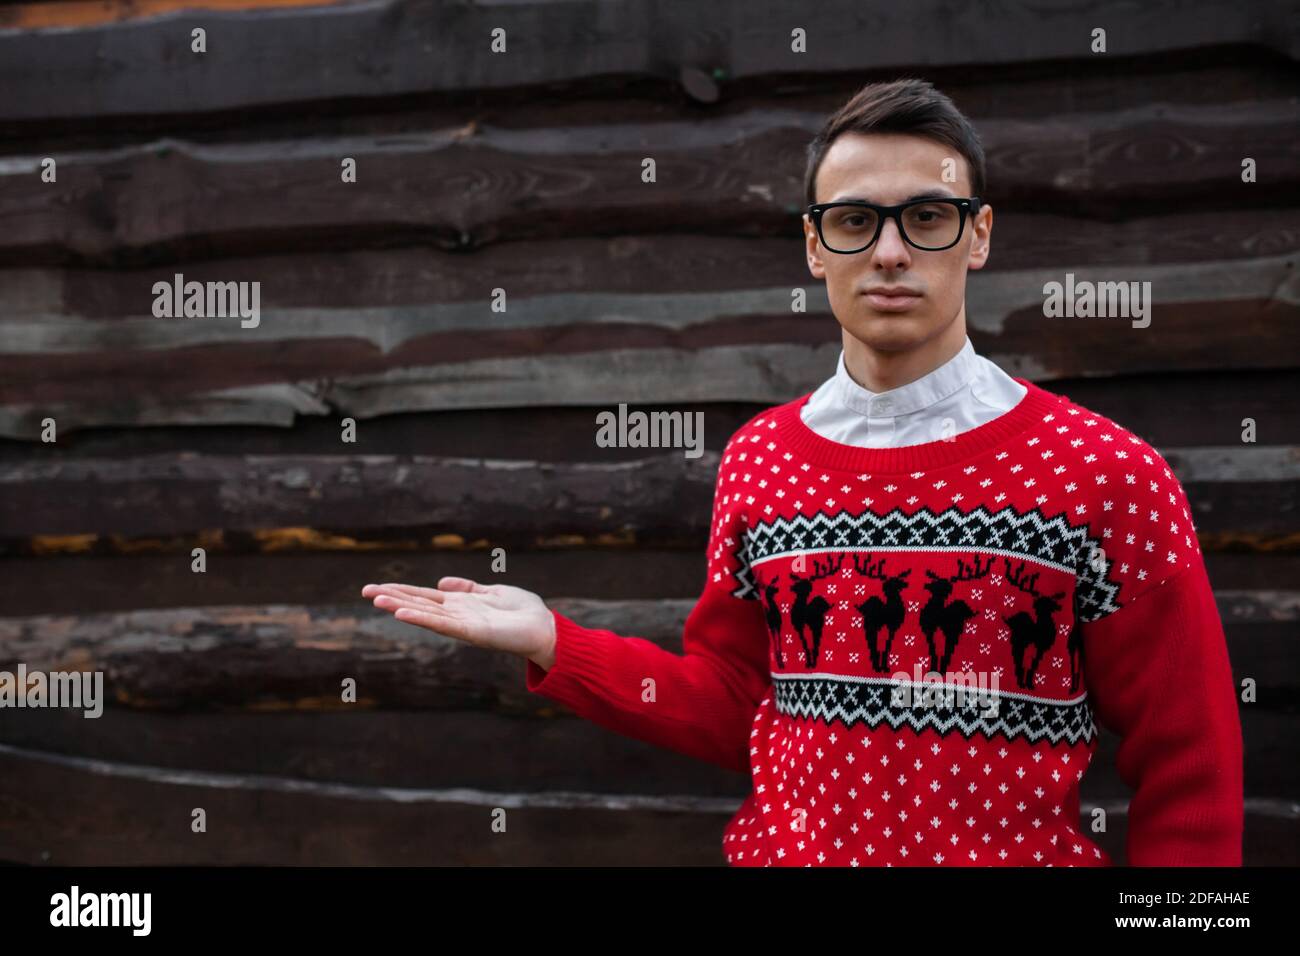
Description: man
xmin=363 ymin=79 xmax=1243 ymax=867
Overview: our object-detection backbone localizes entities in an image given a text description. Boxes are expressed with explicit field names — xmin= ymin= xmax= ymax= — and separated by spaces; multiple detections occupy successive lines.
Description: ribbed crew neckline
xmin=772 ymin=376 xmax=1060 ymax=473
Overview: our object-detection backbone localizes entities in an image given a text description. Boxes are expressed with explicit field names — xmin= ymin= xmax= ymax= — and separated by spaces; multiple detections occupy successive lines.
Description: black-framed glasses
xmin=807 ymin=197 xmax=981 ymax=253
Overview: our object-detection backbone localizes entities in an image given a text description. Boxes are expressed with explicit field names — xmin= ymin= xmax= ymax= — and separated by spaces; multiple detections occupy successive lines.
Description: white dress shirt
xmin=800 ymin=335 xmax=1026 ymax=448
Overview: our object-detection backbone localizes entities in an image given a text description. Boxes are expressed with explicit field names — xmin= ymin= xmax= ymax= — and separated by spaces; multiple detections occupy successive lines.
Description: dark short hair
xmin=804 ymin=78 xmax=986 ymax=205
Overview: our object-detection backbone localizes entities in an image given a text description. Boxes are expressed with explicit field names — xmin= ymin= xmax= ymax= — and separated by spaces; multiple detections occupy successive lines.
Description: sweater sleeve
xmin=1078 ymin=450 xmax=1244 ymax=866
xmin=523 ymin=429 xmax=772 ymax=774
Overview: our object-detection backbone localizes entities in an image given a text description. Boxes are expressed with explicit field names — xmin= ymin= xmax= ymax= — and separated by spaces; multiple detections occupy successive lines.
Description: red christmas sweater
xmin=525 ymin=377 xmax=1244 ymax=866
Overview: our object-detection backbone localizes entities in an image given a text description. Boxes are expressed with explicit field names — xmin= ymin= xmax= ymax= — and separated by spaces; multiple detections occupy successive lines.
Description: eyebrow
xmin=829 ymin=189 xmax=958 ymax=203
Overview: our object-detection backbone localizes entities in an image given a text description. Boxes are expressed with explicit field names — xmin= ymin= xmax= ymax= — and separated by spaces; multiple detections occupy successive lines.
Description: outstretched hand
xmin=361 ymin=577 xmax=557 ymax=668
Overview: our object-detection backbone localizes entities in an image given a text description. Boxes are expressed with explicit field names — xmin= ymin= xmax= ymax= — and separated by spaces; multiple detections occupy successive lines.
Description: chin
xmin=845 ymin=312 xmax=936 ymax=351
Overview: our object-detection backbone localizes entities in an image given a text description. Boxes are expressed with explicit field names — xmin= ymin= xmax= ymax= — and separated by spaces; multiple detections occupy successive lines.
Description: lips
xmin=863 ymin=288 xmax=922 ymax=312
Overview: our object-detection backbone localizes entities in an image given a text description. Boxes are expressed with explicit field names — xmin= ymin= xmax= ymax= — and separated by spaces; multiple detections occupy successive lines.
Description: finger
xmin=372 ymin=592 xmax=442 ymax=612
xmin=376 ymin=593 xmax=465 ymax=621
xmin=365 ymin=582 xmax=446 ymax=603
xmin=392 ymin=605 xmax=472 ymax=641
xmin=437 ymin=576 xmax=491 ymax=594
xmin=371 ymin=591 xmax=451 ymax=619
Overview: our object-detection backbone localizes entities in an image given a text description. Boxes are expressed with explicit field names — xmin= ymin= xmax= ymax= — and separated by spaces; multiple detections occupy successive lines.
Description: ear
xmin=966 ymin=202 xmax=993 ymax=271
xmin=803 ymin=214 xmax=827 ymax=279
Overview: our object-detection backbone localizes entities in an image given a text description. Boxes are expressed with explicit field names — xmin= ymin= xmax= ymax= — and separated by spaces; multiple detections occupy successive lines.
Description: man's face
xmin=803 ymin=131 xmax=992 ymax=352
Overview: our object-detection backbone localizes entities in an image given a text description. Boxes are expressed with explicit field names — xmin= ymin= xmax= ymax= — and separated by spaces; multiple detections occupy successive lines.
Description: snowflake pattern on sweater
xmin=526 ymin=377 xmax=1243 ymax=867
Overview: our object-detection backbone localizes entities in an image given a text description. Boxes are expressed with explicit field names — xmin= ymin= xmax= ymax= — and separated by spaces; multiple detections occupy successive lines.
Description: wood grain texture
xmin=2 ymin=254 xmax=1296 ymax=355
xmin=0 ymin=743 xmax=739 ymax=865
xmin=0 ymin=594 xmax=1293 ymax=713
xmin=2 ymin=702 xmax=1294 ymax=805
xmin=0 ymin=0 xmax=1294 ymax=870
xmin=0 ymin=737 xmax=1293 ymax=865
xmin=0 ymin=372 xmax=1291 ymax=461
xmin=0 ymin=451 xmax=718 ymax=539
xmin=3 ymin=295 xmax=1297 ymax=436
xmin=0 ymin=0 xmax=364 ymax=31
xmin=1 ymin=0 xmax=1294 ymax=122
xmin=2 ymin=100 xmax=1295 ymax=262
xmin=2 ymin=205 xmax=1298 ymax=316
xmin=0 ymin=447 xmax=1292 ymax=540
xmin=0 ymin=547 xmax=1294 ymax=618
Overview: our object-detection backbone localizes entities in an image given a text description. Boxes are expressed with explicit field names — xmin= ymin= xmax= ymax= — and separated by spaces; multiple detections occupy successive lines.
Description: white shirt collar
xmin=834 ymin=335 xmax=980 ymax=419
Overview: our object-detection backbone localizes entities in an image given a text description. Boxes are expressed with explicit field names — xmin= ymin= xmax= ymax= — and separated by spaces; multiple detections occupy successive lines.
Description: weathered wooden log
xmin=0 ymin=372 xmax=1291 ymax=462
xmin=3 ymin=295 xmax=1298 ymax=437
xmin=1 ymin=252 xmax=1295 ymax=360
xmin=2 ymin=100 xmax=1295 ymax=262
xmin=0 ymin=741 xmax=1294 ymax=865
xmin=1 ymin=543 xmax=1294 ymax=620
xmin=2 ymin=206 xmax=1297 ymax=318
xmin=3 ymin=700 xmax=1295 ymax=803
xmin=0 ymin=447 xmax=1293 ymax=541
xmin=0 ymin=706 xmax=754 ymax=798
xmin=0 ymin=743 xmax=740 ymax=865
xmin=0 ymin=594 xmax=1293 ymax=713
xmin=0 ymin=0 xmax=359 ymax=32
xmin=0 ymin=452 xmax=721 ymax=540
xmin=0 ymin=598 xmax=693 ymax=713
xmin=0 ymin=0 xmax=1292 ymax=123
xmin=0 ymin=546 xmax=712 ymax=615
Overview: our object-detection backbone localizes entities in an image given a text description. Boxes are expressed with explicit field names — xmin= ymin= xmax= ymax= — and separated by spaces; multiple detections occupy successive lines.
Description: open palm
xmin=361 ymin=577 xmax=554 ymax=661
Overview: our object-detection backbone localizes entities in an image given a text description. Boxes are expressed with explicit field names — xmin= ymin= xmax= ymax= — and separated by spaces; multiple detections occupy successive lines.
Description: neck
xmin=841 ymin=308 xmax=969 ymax=393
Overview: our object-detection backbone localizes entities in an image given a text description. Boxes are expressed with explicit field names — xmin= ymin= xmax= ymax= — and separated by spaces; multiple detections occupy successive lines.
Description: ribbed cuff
xmin=524 ymin=607 xmax=613 ymax=704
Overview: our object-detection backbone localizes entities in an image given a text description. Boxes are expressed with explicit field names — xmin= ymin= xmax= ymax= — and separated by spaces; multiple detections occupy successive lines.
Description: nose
xmin=871 ymin=216 xmax=912 ymax=270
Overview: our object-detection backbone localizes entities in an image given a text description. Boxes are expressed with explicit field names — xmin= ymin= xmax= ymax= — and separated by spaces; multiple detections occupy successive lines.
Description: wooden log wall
xmin=0 ymin=0 xmax=1297 ymax=865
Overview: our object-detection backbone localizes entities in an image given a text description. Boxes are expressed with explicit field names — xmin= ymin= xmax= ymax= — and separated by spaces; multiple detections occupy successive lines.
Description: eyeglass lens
xmin=820 ymin=202 xmax=963 ymax=252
